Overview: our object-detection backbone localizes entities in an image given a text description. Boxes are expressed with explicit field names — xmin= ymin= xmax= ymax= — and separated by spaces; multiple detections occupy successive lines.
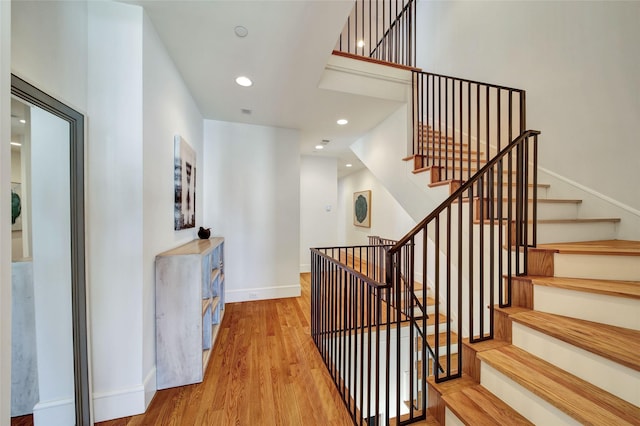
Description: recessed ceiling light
xmin=357 ymin=40 xmax=365 ymax=48
xmin=346 ymin=163 xmax=352 ymax=168
xmin=235 ymin=76 xmax=253 ymax=87
xmin=11 ymin=142 xmax=22 ymax=146
xmin=315 ymin=145 xmax=324 ymax=150
xmin=234 ymin=26 xmax=248 ymax=38
xmin=337 ymin=118 xmax=348 ymax=125
xmin=19 ymin=119 xmax=26 ymax=124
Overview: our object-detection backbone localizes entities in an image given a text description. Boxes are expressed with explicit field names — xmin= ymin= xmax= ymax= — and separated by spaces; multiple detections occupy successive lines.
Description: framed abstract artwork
xmin=353 ymin=190 xmax=371 ymax=228
xmin=174 ymin=135 xmax=196 ymax=230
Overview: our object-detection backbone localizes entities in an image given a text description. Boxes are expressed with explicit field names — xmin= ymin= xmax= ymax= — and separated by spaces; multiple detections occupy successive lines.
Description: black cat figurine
xmin=198 ymin=227 xmax=211 ymax=239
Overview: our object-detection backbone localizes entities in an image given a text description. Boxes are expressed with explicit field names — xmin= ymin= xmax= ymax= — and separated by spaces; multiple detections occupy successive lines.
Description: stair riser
xmin=512 ymin=323 xmax=640 ymax=406
xmin=480 ymin=362 xmax=581 ymax=425
xmin=444 ymin=408 xmax=466 ymax=426
xmin=533 ymin=285 xmax=640 ymax=330
xmin=553 ymin=253 xmax=639 ymax=281
xmin=537 ymin=221 xmax=618 ymax=244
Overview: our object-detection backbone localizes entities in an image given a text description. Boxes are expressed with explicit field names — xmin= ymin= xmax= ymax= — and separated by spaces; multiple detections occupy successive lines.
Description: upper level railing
xmin=412 ymin=70 xmax=526 ymax=184
xmin=337 ymin=0 xmax=416 ymax=67
xmin=387 ymin=130 xmax=540 ymax=383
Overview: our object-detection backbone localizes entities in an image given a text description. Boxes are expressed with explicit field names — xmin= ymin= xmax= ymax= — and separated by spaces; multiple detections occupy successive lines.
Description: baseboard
xmin=33 ymin=397 xmax=74 ymax=425
xmin=300 ymin=263 xmax=311 ymax=273
xmin=143 ymin=366 xmax=156 ymax=410
xmin=226 ymin=284 xmax=301 ymax=303
xmin=92 ymin=384 xmax=146 ymax=422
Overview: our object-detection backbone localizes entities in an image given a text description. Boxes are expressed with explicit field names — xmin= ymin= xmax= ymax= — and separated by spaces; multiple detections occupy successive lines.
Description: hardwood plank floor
xmin=97 ymin=273 xmax=352 ymax=426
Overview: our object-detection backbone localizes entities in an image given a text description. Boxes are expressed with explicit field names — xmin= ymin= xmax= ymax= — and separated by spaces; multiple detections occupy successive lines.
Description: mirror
xmin=10 ymin=75 xmax=90 ymax=426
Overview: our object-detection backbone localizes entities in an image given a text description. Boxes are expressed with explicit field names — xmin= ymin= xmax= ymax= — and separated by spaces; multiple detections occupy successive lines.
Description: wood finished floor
xmin=96 ymin=273 xmax=352 ymax=426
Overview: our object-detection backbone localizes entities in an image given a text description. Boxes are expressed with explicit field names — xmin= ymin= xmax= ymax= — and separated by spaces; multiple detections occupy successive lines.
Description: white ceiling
xmin=125 ymin=0 xmax=404 ymax=177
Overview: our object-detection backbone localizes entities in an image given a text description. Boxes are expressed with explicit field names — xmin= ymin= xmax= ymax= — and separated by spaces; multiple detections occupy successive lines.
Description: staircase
xmin=315 ymin=21 xmax=640 ymax=422
xmin=402 ymin=128 xmax=640 ymax=424
xmin=428 ymin=240 xmax=640 ymax=425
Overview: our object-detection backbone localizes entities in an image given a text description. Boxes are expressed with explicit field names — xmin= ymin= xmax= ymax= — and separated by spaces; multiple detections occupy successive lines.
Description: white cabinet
xmin=155 ymin=237 xmax=225 ymax=389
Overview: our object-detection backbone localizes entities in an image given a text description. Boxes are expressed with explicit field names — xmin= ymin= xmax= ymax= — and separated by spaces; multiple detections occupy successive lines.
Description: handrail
xmin=386 ymin=130 xmax=540 ymax=383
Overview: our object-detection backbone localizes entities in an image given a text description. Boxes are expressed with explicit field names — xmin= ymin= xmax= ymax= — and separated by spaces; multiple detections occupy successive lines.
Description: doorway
xmin=10 ymin=75 xmax=90 ymax=425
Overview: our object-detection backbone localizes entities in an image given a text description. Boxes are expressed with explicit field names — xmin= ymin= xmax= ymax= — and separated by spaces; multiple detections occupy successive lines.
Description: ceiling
xmin=125 ymin=0 xmax=404 ymax=177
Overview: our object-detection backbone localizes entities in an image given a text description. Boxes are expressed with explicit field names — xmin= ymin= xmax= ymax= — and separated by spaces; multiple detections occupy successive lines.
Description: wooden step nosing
xmin=537 ymin=239 xmax=640 ymax=256
xmin=477 ymin=345 xmax=640 ymax=424
xmin=510 ymin=310 xmax=640 ymax=372
xmin=443 ymin=385 xmax=534 ymax=426
xmin=527 ymin=275 xmax=640 ymax=300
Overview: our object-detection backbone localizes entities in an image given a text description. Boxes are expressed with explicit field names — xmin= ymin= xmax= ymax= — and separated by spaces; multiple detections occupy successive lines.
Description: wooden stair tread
xmin=427 ymin=373 xmax=477 ymax=396
xmin=398 ymin=412 xmax=441 ymax=425
xmin=537 ymin=239 xmax=640 ymax=256
xmin=426 ymin=313 xmax=448 ymax=326
xmin=462 ymin=336 xmax=512 ymax=352
xmin=477 ymin=345 xmax=640 ymax=425
xmin=415 ymin=152 xmax=485 ymax=162
xmin=427 ymin=331 xmax=459 ymax=348
xmin=528 ymin=275 xmax=640 ymax=299
xmin=407 ymin=417 xmax=441 ymax=426
xmin=537 ymin=217 xmax=620 ymax=224
xmin=443 ymin=385 xmax=533 ymax=426
xmin=510 ymin=310 xmax=640 ymax=371
xmin=428 ymin=179 xmax=550 ymax=189
xmin=417 ymin=353 xmax=460 ymax=376
xmin=473 ymin=217 xmax=621 ymax=225
xmin=417 ymin=332 xmax=460 ymax=351
xmin=458 ymin=197 xmax=582 ymax=204
xmin=494 ymin=305 xmax=532 ymax=316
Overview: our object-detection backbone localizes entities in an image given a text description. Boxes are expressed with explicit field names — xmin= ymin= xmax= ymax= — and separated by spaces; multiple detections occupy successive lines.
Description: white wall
xmin=141 ymin=12 xmax=204 ymax=407
xmin=203 ymin=120 xmax=301 ymax=302
xmin=416 ymin=0 xmax=640 ymax=213
xmin=1 ymin=2 xmax=12 ymax=424
xmin=350 ymin=105 xmax=449 ymax=223
xmin=300 ymin=155 xmax=338 ymax=272
xmin=9 ymin=1 xmax=209 ymax=422
xmin=11 ymin=0 xmax=87 ymax=111
xmin=339 ymin=168 xmax=415 ymax=246
xmin=87 ymin=1 xmax=146 ymax=421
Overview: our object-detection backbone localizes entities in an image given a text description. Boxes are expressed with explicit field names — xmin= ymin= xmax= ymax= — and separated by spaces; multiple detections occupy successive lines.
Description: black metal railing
xmin=337 ymin=0 xmax=416 ymax=67
xmin=387 ymin=130 xmax=539 ymax=383
xmin=311 ymin=244 xmax=428 ymax=425
xmin=412 ymin=70 xmax=526 ymax=184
